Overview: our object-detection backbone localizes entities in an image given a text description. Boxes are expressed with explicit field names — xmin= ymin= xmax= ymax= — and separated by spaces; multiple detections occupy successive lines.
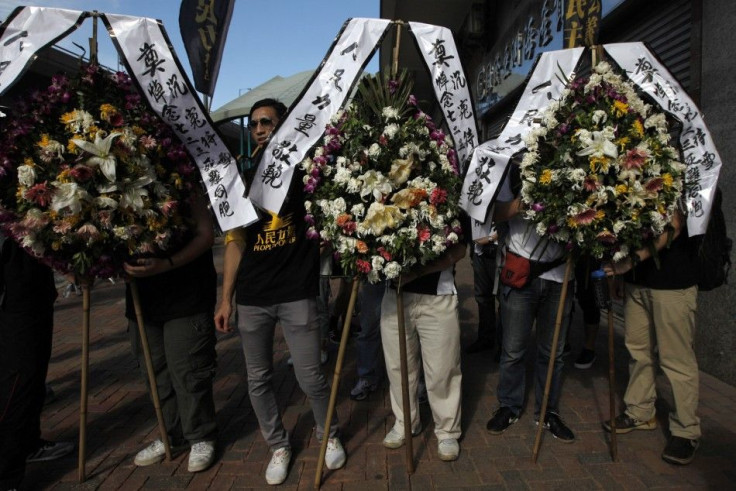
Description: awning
xmin=210 ymin=69 xmax=314 ymax=123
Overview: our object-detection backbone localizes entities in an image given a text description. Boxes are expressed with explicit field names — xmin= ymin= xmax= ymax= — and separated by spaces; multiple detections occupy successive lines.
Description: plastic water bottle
xmin=590 ymin=269 xmax=611 ymax=309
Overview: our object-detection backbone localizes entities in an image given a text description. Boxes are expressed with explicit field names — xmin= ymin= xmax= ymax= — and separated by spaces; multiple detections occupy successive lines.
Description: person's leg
xmin=380 ymin=289 xmax=422 ymax=434
xmin=468 ymin=250 xmax=496 ymax=353
xmin=129 ymin=318 xmax=185 ymax=445
xmin=278 ymin=299 xmax=338 ymax=440
xmin=533 ymin=279 xmax=573 ymax=417
xmin=650 ymin=287 xmax=700 ymax=440
xmin=496 ymin=283 xmax=538 ymax=415
xmin=621 ymin=284 xmax=658 ymax=422
xmin=161 ymin=313 xmax=218 ymax=443
xmin=355 ymin=281 xmax=386 ymax=385
xmin=0 ymin=309 xmax=53 ymax=489
xmin=236 ymin=304 xmax=289 ymax=450
xmin=415 ymin=294 xmax=462 ymax=441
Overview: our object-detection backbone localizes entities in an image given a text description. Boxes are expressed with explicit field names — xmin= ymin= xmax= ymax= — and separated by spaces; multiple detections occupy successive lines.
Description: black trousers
xmin=0 ymin=308 xmax=53 ymax=490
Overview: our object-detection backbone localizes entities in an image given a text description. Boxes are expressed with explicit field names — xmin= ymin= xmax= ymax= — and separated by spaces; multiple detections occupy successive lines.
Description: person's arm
xmin=395 ymin=242 xmax=467 ymax=288
xmin=214 ymin=229 xmax=246 ymax=333
xmin=603 ymin=208 xmax=685 ymax=277
xmin=493 ymin=197 xmax=523 ymax=222
xmin=123 ymin=192 xmax=215 ymax=278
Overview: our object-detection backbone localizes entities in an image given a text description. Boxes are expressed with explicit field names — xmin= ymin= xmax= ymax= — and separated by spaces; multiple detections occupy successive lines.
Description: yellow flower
xmin=23 ymin=157 xmax=35 ymax=167
xmin=631 ymin=209 xmax=640 ymax=221
xmin=616 ymin=136 xmax=630 ymax=151
xmin=631 ymin=119 xmax=644 ymax=138
xmin=566 ymin=217 xmax=578 ymax=228
xmin=99 ymin=103 xmax=117 ymax=122
xmin=132 ymin=125 xmax=146 ymax=136
xmin=56 ymin=169 xmax=72 ymax=183
xmin=615 ymin=184 xmax=628 ymax=195
xmin=595 ymin=209 xmax=605 ymax=220
xmin=361 ymin=203 xmax=404 ymax=235
xmin=658 ymin=203 xmax=666 ymax=214
xmin=539 ymin=169 xmax=553 ymax=184
xmin=589 ymin=156 xmax=609 ymax=173
xmin=662 ymin=173 xmax=673 ymax=187
xmin=37 ymin=134 xmax=51 ymax=149
xmin=52 ymin=241 xmax=61 ymax=251
xmin=388 ymin=154 xmax=416 ymax=186
xmin=613 ymin=100 xmax=628 ymax=117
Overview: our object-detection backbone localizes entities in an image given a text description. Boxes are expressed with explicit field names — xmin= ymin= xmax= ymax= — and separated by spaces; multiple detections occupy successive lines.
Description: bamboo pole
xmin=396 ymin=281 xmax=415 ymax=474
xmin=532 ymin=256 xmax=573 ymax=462
xmin=314 ymin=278 xmax=360 ymax=489
xmin=130 ymin=280 xmax=172 ymax=461
xmin=77 ymin=284 xmax=90 ymax=482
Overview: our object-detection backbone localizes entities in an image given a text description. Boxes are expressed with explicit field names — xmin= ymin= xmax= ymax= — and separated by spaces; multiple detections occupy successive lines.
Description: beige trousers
xmin=623 ymin=284 xmax=701 ymax=439
xmin=380 ymin=289 xmax=462 ymax=441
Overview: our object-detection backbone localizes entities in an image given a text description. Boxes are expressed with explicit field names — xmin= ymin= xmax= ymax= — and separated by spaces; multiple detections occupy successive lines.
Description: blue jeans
xmin=355 ymin=281 xmax=386 ymax=384
xmin=497 ymin=277 xmax=573 ymax=417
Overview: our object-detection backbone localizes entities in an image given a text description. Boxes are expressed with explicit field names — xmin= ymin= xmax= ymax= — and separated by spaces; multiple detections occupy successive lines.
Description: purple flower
xmin=306 ymin=227 xmax=320 ymax=240
xmin=547 ymin=224 xmax=559 ymax=234
xmin=388 ymin=79 xmax=399 ymax=94
xmin=532 ymin=202 xmax=545 ymax=212
xmin=408 ymin=94 xmax=417 ymax=106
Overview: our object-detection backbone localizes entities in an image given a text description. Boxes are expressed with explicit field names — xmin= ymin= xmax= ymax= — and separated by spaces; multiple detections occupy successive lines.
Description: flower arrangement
xmin=301 ymin=71 xmax=463 ymax=283
xmin=519 ymin=61 xmax=686 ymax=262
xmin=0 ymin=64 xmax=201 ymax=278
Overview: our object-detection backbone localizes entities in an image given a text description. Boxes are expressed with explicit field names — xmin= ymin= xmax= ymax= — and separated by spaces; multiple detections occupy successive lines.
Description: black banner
xmin=563 ymin=0 xmax=602 ymax=48
xmin=178 ymin=0 xmax=234 ymax=97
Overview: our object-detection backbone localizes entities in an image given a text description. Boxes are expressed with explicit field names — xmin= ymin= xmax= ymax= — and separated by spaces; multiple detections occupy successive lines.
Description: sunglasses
xmin=248 ymin=117 xmax=275 ymax=129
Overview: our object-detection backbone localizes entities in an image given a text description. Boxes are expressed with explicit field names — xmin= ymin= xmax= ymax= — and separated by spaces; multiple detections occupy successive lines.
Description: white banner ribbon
xmin=0 ymin=7 xmax=86 ymax=95
xmin=604 ymin=42 xmax=721 ymax=235
xmin=409 ymin=21 xmax=478 ymax=173
xmin=460 ymin=47 xmax=584 ymax=221
xmin=248 ymin=17 xmax=391 ymax=214
xmin=104 ymin=13 xmax=256 ymax=231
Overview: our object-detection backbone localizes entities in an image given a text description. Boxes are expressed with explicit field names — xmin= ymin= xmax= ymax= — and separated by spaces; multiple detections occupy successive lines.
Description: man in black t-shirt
xmin=214 ymin=99 xmax=345 ymax=486
xmin=603 ymin=209 xmax=701 ymax=465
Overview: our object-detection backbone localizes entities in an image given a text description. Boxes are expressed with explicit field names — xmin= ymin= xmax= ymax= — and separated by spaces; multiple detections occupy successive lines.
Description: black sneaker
xmin=602 ymin=413 xmax=657 ymax=434
xmin=537 ymin=412 xmax=575 ymax=443
xmin=26 ymin=440 xmax=75 ymax=463
xmin=574 ymin=349 xmax=596 ymax=369
xmin=486 ymin=407 xmax=519 ymax=434
xmin=662 ymin=436 xmax=699 ymax=465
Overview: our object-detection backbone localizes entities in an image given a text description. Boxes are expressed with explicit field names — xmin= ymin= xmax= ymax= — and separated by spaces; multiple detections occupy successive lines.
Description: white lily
xmin=51 ymin=182 xmax=90 ymax=214
xmin=118 ymin=176 xmax=154 ymax=212
xmin=72 ymin=132 xmax=121 ymax=182
xmin=576 ymin=129 xmax=618 ymax=159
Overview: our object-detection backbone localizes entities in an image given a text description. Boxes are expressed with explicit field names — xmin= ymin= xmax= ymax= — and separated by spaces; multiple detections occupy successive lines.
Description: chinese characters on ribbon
xmin=460 ymin=47 xmax=584 ymax=223
xmin=104 ymin=13 xmax=256 ymax=231
xmin=409 ymin=22 xmax=478 ymax=174
xmin=247 ymin=18 xmax=392 ymax=214
xmin=604 ymin=42 xmax=721 ymax=235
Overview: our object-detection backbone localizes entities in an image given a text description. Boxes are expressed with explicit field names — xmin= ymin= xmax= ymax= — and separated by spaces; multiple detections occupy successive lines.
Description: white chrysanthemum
xmin=613 ymin=245 xmax=630 ymax=263
xmin=358 ymin=170 xmax=392 ymax=201
xmin=592 ymin=110 xmax=608 ymax=126
xmin=346 ymin=177 xmax=361 ymax=194
xmin=536 ymin=222 xmax=547 ymax=236
xmin=330 ymin=197 xmax=347 ymax=215
xmin=383 ymin=123 xmax=400 ymax=139
xmin=350 ymin=203 xmax=365 ymax=218
xmin=383 ymin=261 xmax=401 ymax=279
xmin=613 ymin=220 xmax=626 ymax=234
xmin=333 ymin=167 xmax=351 ymax=185
xmin=382 ymin=106 xmax=399 ymax=120
xmin=371 ymin=255 xmax=385 ymax=271
xmin=17 ymin=164 xmax=37 ymax=187
xmin=368 ymin=143 xmax=381 ymax=158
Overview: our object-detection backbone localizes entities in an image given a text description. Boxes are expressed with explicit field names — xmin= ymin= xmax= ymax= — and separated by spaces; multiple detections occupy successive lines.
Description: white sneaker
xmin=265 ymin=446 xmax=291 ymax=485
xmin=437 ymin=438 xmax=459 ymax=461
xmin=134 ymin=440 xmax=166 ymax=466
xmin=324 ymin=437 xmax=346 ymax=470
xmin=188 ymin=441 xmax=215 ymax=472
xmin=382 ymin=426 xmax=421 ymax=449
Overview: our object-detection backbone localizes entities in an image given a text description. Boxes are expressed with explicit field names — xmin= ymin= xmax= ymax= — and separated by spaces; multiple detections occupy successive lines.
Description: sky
xmin=0 ymin=0 xmax=380 ymax=110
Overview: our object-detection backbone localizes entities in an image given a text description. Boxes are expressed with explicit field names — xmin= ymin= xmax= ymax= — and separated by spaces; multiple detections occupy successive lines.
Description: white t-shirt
xmin=497 ymin=174 xmax=567 ymax=283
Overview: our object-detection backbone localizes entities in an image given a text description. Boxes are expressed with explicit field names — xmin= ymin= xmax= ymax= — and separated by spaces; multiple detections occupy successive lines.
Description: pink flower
xmin=623 ymin=148 xmax=648 ymax=170
xmin=69 ymin=165 xmax=94 ymax=182
xmin=583 ymin=177 xmax=600 ymax=191
xmin=430 ymin=188 xmax=447 ymax=205
xmin=417 ymin=226 xmax=431 ymax=243
xmin=377 ymin=247 xmax=391 ymax=261
xmin=644 ymin=177 xmax=664 ymax=193
xmin=596 ymin=230 xmax=617 ymax=244
xmin=24 ymin=182 xmax=53 ymax=207
xmin=573 ymin=209 xmax=597 ymax=225
xmin=356 ymin=259 xmax=371 ymax=273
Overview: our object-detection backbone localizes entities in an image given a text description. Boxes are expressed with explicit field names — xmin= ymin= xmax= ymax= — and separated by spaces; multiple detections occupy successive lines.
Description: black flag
xmin=179 ymin=0 xmax=234 ymax=98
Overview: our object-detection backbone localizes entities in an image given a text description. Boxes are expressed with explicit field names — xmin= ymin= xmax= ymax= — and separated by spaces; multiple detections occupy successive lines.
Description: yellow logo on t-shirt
xmin=253 ymin=211 xmax=297 ymax=251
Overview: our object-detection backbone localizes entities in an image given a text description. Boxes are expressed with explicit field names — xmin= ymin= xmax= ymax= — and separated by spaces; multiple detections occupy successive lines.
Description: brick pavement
xmin=22 ymin=239 xmax=736 ymax=489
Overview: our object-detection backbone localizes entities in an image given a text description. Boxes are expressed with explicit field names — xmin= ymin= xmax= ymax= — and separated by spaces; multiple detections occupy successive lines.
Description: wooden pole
xmin=314 ymin=278 xmax=360 ymax=489
xmin=532 ymin=256 xmax=573 ymax=462
xmin=396 ymin=281 xmax=414 ymax=474
xmin=391 ymin=21 xmax=403 ymax=79
xmin=130 ymin=280 xmax=172 ymax=460
xmin=77 ymin=284 xmax=90 ymax=483
xmin=606 ymin=276 xmax=618 ymax=461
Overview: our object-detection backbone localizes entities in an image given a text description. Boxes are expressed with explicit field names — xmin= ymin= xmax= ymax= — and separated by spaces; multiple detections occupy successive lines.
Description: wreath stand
xmin=530 ymin=255 xmax=618 ymax=462
xmin=77 ymin=280 xmax=170 ymax=482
